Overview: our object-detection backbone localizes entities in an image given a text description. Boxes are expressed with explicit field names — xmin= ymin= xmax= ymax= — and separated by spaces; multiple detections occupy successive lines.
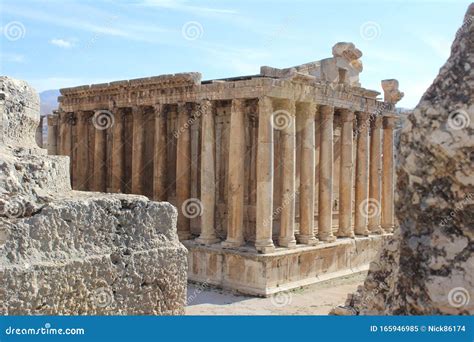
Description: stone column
xmin=318 ymin=105 xmax=336 ymax=242
xmin=196 ymin=100 xmax=219 ymax=245
xmin=337 ymin=109 xmax=355 ymax=238
xmin=255 ymin=96 xmax=275 ymax=253
xmin=110 ymin=107 xmax=124 ymax=193
xmin=59 ymin=111 xmax=72 ymax=157
xmin=76 ymin=111 xmax=89 ymax=190
xmin=381 ymin=115 xmax=397 ymax=233
xmin=368 ymin=115 xmax=383 ymax=233
xmin=354 ymin=111 xmax=370 ymax=236
xmin=47 ymin=114 xmax=58 ymax=155
xmin=223 ymin=99 xmax=246 ymax=247
xmin=93 ymin=113 xmax=106 ymax=192
xmin=278 ymin=99 xmax=297 ymax=248
xmin=131 ymin=106 xmax=145 ymax=194
xmin=176 ymin=102 xmax=192 ymax=240
xmin=297 ymin=102 xmax=318 ymax=245
xmin=153 ymin=104 xmax=167 ymax=201
xmin=36 ymin=116 xmax=44 ymax=148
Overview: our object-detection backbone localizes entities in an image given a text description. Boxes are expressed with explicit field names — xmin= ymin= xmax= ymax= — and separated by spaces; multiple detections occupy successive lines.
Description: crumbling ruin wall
xmin=336 ymin=4 xmax=473 ymax=315
xmin=0 ymin=77 xmax=188 ymax=315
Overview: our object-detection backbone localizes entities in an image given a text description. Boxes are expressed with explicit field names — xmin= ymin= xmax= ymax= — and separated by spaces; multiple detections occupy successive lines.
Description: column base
xmin=337 ymin=230 xmax=355 ymax=238
xmin=354 ymin=229 xmax=370 ymax=237
xmin=381 ymin=225 xmax=395 ymax=233
xmin=195 ymin=236 xmax=220 ymax=245
xmin=278 ymin=237 xmax=297 ymax=248
xmin=255 ymin=239 xmax=275 ymax=254
xmin=319 ymin=234 xmax=336 ymax=242
xmin=368 ymin=225 xmax=384 ymax=234
xmin=178 ymin=231 xmax=193 ymax=241
xmin=221 ymin=239 xmax=244 ymax=248
xmin=297 ymin=235 xmax=319 ymax=245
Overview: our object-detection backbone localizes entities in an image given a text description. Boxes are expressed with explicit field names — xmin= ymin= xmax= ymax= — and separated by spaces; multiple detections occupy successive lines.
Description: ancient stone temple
xmin=48 ymin=42 xmax=403 ymax=295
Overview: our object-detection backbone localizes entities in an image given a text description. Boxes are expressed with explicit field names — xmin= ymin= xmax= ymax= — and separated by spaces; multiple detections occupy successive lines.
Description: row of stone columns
xmin=50 ymin=96 xmax=397 ymax=253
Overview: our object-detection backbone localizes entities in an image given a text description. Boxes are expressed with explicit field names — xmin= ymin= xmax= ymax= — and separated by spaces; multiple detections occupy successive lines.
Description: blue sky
xmin=0 ymin=0 xmax=471 ymax=108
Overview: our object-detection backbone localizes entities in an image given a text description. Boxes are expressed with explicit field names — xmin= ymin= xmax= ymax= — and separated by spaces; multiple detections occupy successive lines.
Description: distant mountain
xmin=39 ymin=89 xmax=60 ymax=116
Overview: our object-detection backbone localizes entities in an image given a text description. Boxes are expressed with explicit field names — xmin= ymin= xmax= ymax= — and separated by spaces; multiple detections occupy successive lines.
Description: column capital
xmin=47 ymin=114 xmax=58 ymax=126
xmin=356 ymin=111 xmax=370 ymax=120
xmin=340 ymin=108 xmax=355 ymax=122
xmin=320 ymin=105 xmax=334 ymax=119
xmin=64 ymin=112 xmax=76 ymax=125
xmin=131 ymin=105 xmax=144 ymax=114
xmin=371 ymin=115 xmax=383 ymax=129
xmin=383 ymin=115 xmax=398 ymax=129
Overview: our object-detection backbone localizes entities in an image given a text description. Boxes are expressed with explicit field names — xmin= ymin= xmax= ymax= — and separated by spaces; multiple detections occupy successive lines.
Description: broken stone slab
xmin=260 ymin=42 xmax=364 ymax=87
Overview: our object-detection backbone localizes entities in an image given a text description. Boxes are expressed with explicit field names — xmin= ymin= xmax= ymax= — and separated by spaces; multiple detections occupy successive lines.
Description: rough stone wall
xmin=336 ymin=4 xmax=473 ymax=315
xmin=0 ymin=77 xmax=188 ymax=315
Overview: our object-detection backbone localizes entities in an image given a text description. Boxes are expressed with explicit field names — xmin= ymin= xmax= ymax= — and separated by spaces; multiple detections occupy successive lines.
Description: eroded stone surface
xmin=334 ymin=5 xmax=474 ymax=315
xmin=0 ymin=76 xmax=187 ymax=315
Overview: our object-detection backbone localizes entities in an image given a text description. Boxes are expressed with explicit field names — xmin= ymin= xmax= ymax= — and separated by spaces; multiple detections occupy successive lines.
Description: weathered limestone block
xmin=333 ymin=5 xmax=474 ymax=315
xmin=0 ymin=76 xmax=187 ymax=315
xmin=260 ymin=42 xmax=363 ymax=86
xmin=382 ymin=79 xmax=404 ymax=104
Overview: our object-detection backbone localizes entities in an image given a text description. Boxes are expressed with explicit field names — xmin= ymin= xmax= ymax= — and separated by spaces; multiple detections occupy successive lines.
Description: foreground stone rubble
xmin=0 ymin=77 xmax=187 ymax=315
xmin=334 ymin=4 xmax=474 ymax=315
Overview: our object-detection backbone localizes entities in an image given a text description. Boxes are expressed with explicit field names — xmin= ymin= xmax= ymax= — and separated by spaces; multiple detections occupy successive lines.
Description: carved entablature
xmin=57 ymin=44 xmax=400 ymax=118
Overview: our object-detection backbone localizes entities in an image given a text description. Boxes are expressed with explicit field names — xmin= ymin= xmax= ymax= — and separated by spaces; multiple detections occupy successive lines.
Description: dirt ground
xmin=185 ymin=272 xmax=366 ymax=315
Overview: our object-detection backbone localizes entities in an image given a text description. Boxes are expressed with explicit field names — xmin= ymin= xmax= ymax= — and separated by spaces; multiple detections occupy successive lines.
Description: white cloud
xmin=0 ymin=53 xmax=26 ymax=63
xmin=50 ymin=38 xmax=74 ymax=48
